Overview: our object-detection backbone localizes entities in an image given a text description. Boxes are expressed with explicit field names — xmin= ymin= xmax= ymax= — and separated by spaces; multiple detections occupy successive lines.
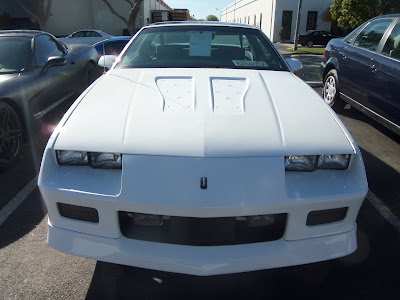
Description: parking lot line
xmin=367 ymin=191 xmax=400 ymax=233
xmin=0 ymin=176 xmax=38 ymax=227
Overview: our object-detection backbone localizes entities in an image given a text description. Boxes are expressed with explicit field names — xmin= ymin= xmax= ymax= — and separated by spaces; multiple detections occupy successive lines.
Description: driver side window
xmin=34 ymin=35 xmax=64 ymax=67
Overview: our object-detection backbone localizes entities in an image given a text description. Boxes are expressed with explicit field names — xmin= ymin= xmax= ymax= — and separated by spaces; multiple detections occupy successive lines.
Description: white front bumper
xmin=48 ymin=221 xmax=357 ymax=276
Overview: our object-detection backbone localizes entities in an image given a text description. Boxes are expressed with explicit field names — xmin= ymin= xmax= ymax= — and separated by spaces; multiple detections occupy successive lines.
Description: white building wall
xmin=47 ymin=0 xmax=171 ymax=37
xmin=221 ymin=0 xmax=333 ymax=43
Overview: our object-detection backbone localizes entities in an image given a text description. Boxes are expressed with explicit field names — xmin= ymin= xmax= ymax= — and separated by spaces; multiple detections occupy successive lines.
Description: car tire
xmin=0 ymin=102 xmax=22 ymax=170
xmin=85 ymin=62 xmax=96 ymax=88
xmin=306 ymin=40 xmax=313 ymax=47
xmin=323 ymin=69 xmax=339 ymax=107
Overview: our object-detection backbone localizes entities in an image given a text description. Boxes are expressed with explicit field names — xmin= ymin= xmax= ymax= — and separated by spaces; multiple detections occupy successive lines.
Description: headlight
xmin=56 ymin=150 xmax=122 ymax=169
xmin=317 ymin=154 xmax=350 ymax=170
xmin=285 ymin=154 xmax=350 ymax=171
xmin=285 ymin=155 xmax=318 ymax=172
xmin=56 ymin=150 xmax=88 ymax=166
xmin=89 ymin=152 xmax=122 ymax=169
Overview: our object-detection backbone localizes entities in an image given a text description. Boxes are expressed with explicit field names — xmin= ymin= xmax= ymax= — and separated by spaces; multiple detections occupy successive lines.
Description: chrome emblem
xmin=200 ymin=177 xmax=207 ymax=189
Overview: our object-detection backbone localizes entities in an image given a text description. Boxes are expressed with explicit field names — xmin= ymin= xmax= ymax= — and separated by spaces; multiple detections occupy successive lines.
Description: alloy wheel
xmin=323 ymin=75 xmax=337 ymax=106
xmin=0 ymin=103 xmax=22 ymax=167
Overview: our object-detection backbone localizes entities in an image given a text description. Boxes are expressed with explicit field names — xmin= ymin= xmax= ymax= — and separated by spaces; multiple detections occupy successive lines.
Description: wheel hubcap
xmin=0 ymin=107 xmax=22 ymax=162
xmin=323 ymin=76 xmax=336 ymax=105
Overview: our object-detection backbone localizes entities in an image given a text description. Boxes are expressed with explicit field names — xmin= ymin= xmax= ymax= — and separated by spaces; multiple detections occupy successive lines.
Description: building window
xmin=254 ymin=14 xmax=256 ymax=26
xmin=281 ymin=11 xmax=293 ymax=41
xmin=260 ymin=13 xmax=262 ymax=28
xmin=306 ymin=11 xmax=318 ymax=31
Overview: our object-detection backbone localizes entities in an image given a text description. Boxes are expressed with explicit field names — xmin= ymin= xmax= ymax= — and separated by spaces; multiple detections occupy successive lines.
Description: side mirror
xmin=42 ymin=56 xmax=66 ymax=73
xmin=285 ymin=57 xmax=302 ymax=74
xmin=98 ymin=55 xmax=117 ymax=69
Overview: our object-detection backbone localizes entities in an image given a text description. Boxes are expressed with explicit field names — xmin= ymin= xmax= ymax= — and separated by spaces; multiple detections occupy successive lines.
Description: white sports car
xmin=38 ymin=22 xmax=368 ymax=276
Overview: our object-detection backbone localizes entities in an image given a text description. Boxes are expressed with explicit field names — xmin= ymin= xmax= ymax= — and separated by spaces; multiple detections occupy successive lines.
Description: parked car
xmin=298 ymin=30 xmax=338 ymax=47
xmin=93 ymin=36 xmax=131 ymax=56
xmin=0 ymin=30 xmax=99 ymax=169
xmin=321 ymin=14 xmax=400 ymax=135
xmin=59 ymin=29 xmax=113 ymax=45
xmin=38 ymin=22 xmax=368 ymax=276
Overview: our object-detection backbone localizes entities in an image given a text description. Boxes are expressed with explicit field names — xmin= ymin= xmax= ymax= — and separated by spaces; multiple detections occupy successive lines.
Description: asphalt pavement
xmin=1 ymin=60 xmax=400 ymax=299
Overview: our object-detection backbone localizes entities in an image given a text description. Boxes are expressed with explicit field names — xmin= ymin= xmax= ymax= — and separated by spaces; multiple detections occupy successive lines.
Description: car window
xmin=34 ymin=34 xmax=64 ymax=67
xmin=103 ymin=41 xmax=129 ymax=55
xmin=87 ymin=31 xmax=101 ymax=37
xmin=381 ymin=21 xmax=400 ymax=61
xmin=353 ymin=18 xmax=395 ymax=51
xmin=117 ymin=26 xmax=287 ymax=71
xmin=71 ymin=31 xmax=85 ymax=38
xmin=0 ymin=37 xmax=32 ymax=73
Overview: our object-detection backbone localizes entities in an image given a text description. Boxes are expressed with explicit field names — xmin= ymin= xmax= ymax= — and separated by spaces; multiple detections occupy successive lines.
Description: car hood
xmin=54 ymin=68 xmax=354 ymax=157
xmin=0 ymin=73 xmax=19 ymax=84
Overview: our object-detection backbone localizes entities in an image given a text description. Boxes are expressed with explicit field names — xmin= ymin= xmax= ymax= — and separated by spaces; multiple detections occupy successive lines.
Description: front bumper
xmin=39 ymin=149 xmax=368 ymax=275
xmin=48 ymin=220 xmax=357 ymax=276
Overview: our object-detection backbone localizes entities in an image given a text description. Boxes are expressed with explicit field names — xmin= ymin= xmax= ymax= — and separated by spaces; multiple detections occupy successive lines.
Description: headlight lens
xmin=317 ymin=154 xmax=350 ymax=170
xmin=285 ymin=154 xmax=351 ymax=171
xmin=285 ymin=155 xmax=318 ymax=171
xmin=89 ymin=152 xmax=122 ymax=169
xmin=56 ymin=150 xmax=88 ymax=166
xmin=56 ymin=150 xmax=122 ymax=169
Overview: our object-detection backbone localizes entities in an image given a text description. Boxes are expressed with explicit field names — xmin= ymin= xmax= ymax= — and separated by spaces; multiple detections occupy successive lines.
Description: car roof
xmin=109 ymin=36 xmax=131 ymax=41
xmin=145 ymin=21 xmax=261 ymax=30
xmin=0 ymin=30 xmax=47 ymax=38
xmin=71 ymin=29 xmax=108 ymax=34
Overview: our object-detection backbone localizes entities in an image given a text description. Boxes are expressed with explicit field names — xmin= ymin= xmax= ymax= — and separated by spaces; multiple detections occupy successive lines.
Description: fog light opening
xmin=307 ymin=207 xmax=348 ymax=226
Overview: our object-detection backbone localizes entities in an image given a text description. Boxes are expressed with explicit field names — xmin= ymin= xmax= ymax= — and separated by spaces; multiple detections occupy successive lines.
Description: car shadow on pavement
xmin=85 ymin=192 xmax=400 ymax=300
xmin=85 ymin=211 xmax=400 ymax=300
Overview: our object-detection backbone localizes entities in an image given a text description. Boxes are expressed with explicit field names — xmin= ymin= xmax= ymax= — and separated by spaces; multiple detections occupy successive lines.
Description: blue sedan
xmin=321 ymin=14 xmax=400 ymax=135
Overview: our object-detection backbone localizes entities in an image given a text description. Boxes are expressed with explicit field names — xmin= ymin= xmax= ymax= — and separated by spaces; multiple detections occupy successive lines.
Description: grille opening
xmin=306 ymin=207 xmax=348 ymax=226
xmin=57 ymin=203 xmax=99 ymax=223
xmin=119 ymin=212 xmax=287 ymax=246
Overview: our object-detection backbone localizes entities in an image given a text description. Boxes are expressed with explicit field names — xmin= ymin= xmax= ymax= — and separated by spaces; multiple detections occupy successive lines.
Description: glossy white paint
xmin=48 ymin=221 xmax=357 ymax=276
xmin=38 ymin=23 xmax=368 ymax=276
xmin=98 ymin=55 xmax=116 ymax=69
xmin=54 ymin=68 xmax=354 ymax=157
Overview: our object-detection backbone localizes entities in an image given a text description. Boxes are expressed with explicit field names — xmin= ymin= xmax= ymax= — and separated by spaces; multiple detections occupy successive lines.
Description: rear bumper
xmin=48 ymin=221 xmax=357 ymax=276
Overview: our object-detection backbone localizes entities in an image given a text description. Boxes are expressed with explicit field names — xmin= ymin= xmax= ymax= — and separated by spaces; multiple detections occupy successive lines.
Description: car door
xmin=338 ymin=18 xmax=396 ymax=105
xmin=366 ymin=19 xmax=400 ymax=126
xmin=351 ymin=18 xmax=398 ymax=112
xmin=31 ymin=34 xmax=78 ymax=119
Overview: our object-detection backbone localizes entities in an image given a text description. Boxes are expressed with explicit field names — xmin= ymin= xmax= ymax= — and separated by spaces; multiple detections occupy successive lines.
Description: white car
xmin=38 ymin=22 xmax=368 ymax=276
xmin=59 ymin=29 xmax=113 ymax=45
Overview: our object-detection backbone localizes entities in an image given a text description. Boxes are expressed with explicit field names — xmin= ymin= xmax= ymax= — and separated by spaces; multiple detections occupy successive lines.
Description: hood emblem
xmin=200 ymin=177 xmax=207 ymax=189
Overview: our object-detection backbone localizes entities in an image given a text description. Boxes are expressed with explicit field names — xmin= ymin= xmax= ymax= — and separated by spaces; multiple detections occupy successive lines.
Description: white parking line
xmin=0 ymin=176 xmax=38 ymax=227
xmin=367 ymin=191 xmax=400 ymax=233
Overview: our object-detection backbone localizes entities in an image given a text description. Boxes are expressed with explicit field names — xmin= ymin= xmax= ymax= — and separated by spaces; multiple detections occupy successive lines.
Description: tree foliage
xmin=206 ymin=14 xmax=219 ymax=21
xmin=16 ymin=0 xmax=52 ymax=31
xmin=331 ymin=0 xmax=400 ymax=28
xmin=102 ymin=0 xmax=144 ymax=35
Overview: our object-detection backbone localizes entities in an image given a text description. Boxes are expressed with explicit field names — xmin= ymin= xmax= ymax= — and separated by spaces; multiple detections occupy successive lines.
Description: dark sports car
xmin=0 ymin=30 xmax=99 ymax=169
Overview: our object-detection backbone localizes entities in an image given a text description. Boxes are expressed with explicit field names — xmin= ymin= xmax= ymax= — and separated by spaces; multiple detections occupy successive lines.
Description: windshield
xmin=116 ymin=26 xmax=287 ymax=71
xmin=0 ymin=37 xmax=32 ymax=73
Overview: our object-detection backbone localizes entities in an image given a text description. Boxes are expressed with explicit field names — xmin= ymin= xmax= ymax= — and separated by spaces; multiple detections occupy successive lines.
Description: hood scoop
xmin=211 ymin=77 xmax=248 ymax=114
xmin=156 ymin=77 xmax=194 ymax=112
